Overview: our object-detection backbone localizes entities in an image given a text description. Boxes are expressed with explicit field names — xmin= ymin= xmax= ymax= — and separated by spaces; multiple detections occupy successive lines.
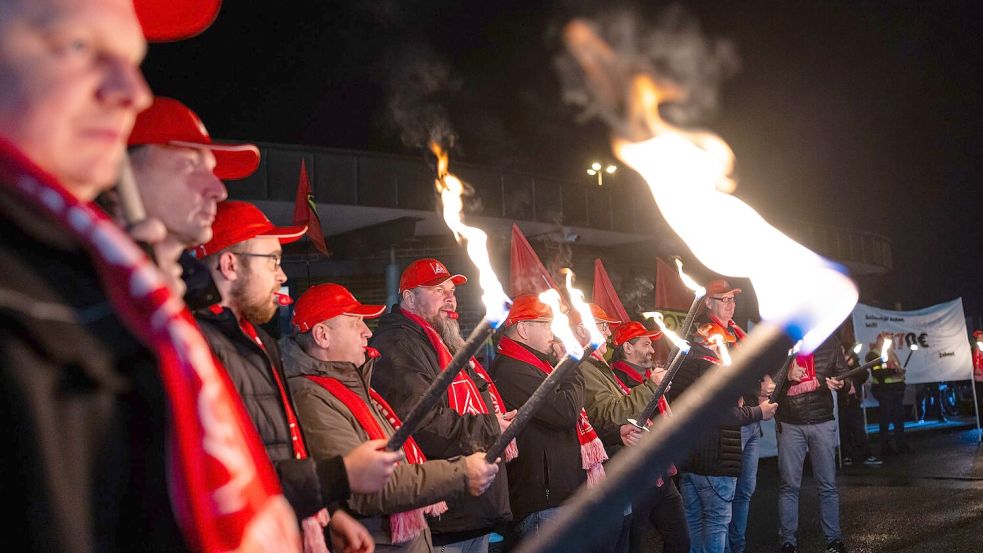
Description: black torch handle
xmin=767 ymin=351 xmax=796 ymax=404
xmin=832 ymin=356 xmax=883 ymax=383
xmin=665 ymin=295 xmax=704 ymax=360
xmin=485 ymin=345 xmax=597 ymax=462
xmin=637 ymin=346 xmax=687 ymax=424
xmin=388 ymin=318 xmax=496 ymax=452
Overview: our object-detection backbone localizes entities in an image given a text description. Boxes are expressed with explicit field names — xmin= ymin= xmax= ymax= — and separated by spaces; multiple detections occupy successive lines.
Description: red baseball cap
xmin=293 ymin=284 xmax=386 ymax=332
xmin=129 ymin=97 xmax=260 ymax=180
xmin=193 ymin=201 xmax=306 ymax=258
xmin=613 ymin=321 xmax=663 ymax=347
xmin=135 ymin=0 xmax=222 ymax=42
xmin=705 ymin=278 xmax=742 ymax=296
xmin=505 ymin=294 xmax=553 ymax=327
xmin=399 ymin=258 xmax=467 ymax=293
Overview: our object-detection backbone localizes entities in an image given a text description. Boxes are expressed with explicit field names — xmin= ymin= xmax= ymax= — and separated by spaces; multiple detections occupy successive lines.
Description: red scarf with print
xmin=0 ymin=139 xmax=298 ymax=551
xmin=787 ymin=354 xmax=820 ymax=396
xmin=497 ymin=337 xmax=608 ymax=486
xmin=402 ymin=310 xmax=517 ymax=461
xmin=304 ymin=374 xmax=446 ymax=543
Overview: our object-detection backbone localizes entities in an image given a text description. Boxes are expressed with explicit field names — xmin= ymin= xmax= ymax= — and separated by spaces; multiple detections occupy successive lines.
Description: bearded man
xmin=370 ymin=258 xmax=513 ymax=553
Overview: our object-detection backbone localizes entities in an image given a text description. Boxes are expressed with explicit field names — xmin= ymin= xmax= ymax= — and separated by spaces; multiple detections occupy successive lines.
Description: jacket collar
xmin=279 ymin=335 xmax=374 ymax=390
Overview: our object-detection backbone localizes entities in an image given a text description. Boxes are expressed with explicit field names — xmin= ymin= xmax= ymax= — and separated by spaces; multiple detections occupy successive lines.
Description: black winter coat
xmin=0 ymin=185 xmax=187 ymax=552
xmin=369 ymin=305 xmax=511 ymax=541
xmin=195 ymin=307 xmax=349 ymax=519
xmin=489 ymin=341 xmax=588 ymax=521
xmin=665 ymin=344 xmax=763 ymax=477
xmin=776 ymin=335 xmax=848 ymax=426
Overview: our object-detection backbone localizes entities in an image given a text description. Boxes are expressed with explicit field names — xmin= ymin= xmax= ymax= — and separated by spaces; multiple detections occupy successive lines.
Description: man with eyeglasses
xmin=195 ymin=200 xmax=405 ymax=551
xmin=370 ymin=258 xmax=513 ymax=553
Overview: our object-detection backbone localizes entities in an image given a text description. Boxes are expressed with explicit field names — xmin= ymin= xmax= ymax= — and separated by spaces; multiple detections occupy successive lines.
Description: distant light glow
xmin=852 ymin=343 xmax=863 ymax=354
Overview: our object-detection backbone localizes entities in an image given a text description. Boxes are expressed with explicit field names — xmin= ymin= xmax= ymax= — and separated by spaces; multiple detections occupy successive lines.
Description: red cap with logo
xmin=505 ymin=294 xmax=554 ymax=327
xmin=193 ymin=201 xmax=306 ymax=258
xmin=129 ymin=97 xmax=260 ymax=180
xmin=613 ymin=321 xmax=663 ymax=347
xmin=293 ymin=284 xmax=386 ymax=332
xmin=399 ymin=258 xmax=468 ymax=293
xmin=705 ymin=278 xmax=742 ymax=296
xmin=135 ymin=0 xmax=222 ymax=42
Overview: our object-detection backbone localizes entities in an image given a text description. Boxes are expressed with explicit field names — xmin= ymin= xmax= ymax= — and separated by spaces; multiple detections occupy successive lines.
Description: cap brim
xmin=169 ymin=140 xmax=261 ymax=180
xmin=346 ymin=304 xmax=386 ymax=319
xmin=135 ymin=0 xmax=222 ymax=42
xmin=417 ymin=274 xmax=468 ymax=288
xmin=257 ymin=225 xmax=307 ymax=244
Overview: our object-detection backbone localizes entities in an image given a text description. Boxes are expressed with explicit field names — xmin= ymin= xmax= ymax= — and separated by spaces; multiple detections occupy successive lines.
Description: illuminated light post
xmin=586 ymin=161 xmax=617 ymax=186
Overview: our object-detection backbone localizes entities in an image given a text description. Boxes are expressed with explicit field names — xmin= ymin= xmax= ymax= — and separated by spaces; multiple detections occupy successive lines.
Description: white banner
xmin=852 ymin=298 xmax=973 ymax=385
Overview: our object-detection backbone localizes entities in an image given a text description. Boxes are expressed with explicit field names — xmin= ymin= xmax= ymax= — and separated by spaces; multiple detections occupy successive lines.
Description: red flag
xmin=654 ymin=257 xmax=692 ymax=311
xmin=592 ymin=259 xmax=630 ymax=329
xmin=292 ymin=159 xmax=329 ymax=256
xmin=509 ymin=224 xmax=559 ymax=297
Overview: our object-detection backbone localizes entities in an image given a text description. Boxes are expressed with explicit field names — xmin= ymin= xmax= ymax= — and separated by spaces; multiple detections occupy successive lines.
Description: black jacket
xmin=776 ymin=335 xmax=847 ymax=426
xmin=195 ymin=307 xmax=349 ymax=519
xmin=369 ymin=305 xmax=511 ymax=541
xmin=489 ymin=341 xmax=587 ymax=521
xmin=665 ymin=344 xmax=763 ymax=477
xmin=0 ymin=186 xmax=187 ymax=552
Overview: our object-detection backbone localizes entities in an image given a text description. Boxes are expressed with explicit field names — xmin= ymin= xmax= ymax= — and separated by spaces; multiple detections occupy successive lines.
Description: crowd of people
xmin=0 ymin=2 xmax=914 ymax=553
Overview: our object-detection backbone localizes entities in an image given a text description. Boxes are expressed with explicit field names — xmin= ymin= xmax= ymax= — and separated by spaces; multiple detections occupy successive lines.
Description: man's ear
xmin=312 ymin=323 xmax=331 ymax=350
xmin=400 ymin=289 xmax=414 ymax=308
xmin=217 ymin=250 xmax=239 ymax=281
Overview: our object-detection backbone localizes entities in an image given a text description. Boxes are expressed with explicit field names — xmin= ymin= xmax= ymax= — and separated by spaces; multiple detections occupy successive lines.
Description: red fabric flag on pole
xmin=509 ymin=224 xmax=559 ymax=297
xmin=592 ymin=259 xmax=631 ymax=329
xmin=292 ymin=159 xmax=329 ymax=256
xmin=654 ymin=257 xmax=692 ymax=311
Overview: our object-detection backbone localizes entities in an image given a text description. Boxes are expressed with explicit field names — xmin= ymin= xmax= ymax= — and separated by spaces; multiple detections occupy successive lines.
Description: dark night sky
xmin=142 ymin=1 xmax=983 ymax=319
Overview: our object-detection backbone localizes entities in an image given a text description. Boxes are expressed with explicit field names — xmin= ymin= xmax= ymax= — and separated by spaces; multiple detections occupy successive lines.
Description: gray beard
xmin=430 ymin=314 xmax=465 ymax=354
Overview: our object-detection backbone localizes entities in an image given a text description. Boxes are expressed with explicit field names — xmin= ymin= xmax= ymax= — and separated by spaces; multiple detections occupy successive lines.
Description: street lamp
xmin=586 ymin=161 xmax=617 ymax=186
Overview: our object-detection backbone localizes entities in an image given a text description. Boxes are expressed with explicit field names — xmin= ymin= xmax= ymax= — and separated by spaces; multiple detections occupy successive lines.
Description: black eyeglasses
xmin=709 ymin=296 xmax=737 ymax=304
xmin=233 ymin=252 xmax=282 ymax=270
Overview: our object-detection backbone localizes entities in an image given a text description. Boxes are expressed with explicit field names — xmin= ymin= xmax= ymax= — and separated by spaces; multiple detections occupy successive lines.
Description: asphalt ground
xmin=744 ymin=422 xmax=983 ymax=553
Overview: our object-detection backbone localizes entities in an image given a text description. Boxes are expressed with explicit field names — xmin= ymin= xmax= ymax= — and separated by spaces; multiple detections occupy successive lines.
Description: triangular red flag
xmin=292 ymin=159 xmax=329 ymax=256
xmin=592 ymin=259 xmax=631 ymax=329
xmin=509 ymin=224 xmax=559 ymax=297
xmin=654 ymin=257 xmax=692 ymax=311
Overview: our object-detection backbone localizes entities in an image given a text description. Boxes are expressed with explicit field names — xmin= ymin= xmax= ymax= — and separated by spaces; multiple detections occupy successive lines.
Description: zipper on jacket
xmin=543 ymin=451 xmax=551 ymax=505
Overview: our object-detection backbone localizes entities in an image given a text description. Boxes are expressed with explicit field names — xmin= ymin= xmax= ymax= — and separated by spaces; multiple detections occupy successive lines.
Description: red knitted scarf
xmin=304 ymin=375 xmax=447 ymax=544
xmin=496 ymin=336 xmax=608 ymax=486
xmin=402 ymin=310 xmax=517 ymax=461
xmin=0 ymin=138 xmax=297 ymax=551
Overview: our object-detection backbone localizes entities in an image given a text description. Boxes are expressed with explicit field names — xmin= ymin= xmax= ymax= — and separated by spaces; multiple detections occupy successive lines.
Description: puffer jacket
xmin=665 ymin=344 xmax=763 ymax=477
xmin=369 ymin=305 xmax=511 ymax=542
xmin=195 ymin=307 xmax=349 ymax=519
xmin=776 ymin=335 xmax=848 ymax=426
xmin=282 ymin=337 xmax=471 ymax=552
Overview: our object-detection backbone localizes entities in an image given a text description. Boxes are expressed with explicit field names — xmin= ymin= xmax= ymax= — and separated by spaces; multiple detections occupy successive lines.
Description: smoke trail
xmin=384 ymin=44 xmax=460 ymax=150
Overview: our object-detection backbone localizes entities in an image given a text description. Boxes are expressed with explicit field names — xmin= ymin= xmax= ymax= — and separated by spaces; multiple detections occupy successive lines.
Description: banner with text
xmin=852 ymin=298 xmax=972 ymax=384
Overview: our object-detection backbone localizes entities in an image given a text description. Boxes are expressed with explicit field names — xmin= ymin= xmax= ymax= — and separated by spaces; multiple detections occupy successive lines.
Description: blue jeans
xmin=679 ymin=472 xmax=737 ymax=553
xmin=438 ymin=534 xmax=489 ymax=553
xmin=726 ymin=422 xmax=760 ymax=553
xmin=515 ymin=507 xmax=563 ymax=539
xmin=777 ymin=420 xmax=842 ymax=545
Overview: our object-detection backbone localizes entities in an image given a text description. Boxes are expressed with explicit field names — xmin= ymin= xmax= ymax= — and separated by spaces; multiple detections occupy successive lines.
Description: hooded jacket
xmin=282 ymin=337 xmax=470 ymax=552
xmin=369 ymin=305 xmax=511 ymax=541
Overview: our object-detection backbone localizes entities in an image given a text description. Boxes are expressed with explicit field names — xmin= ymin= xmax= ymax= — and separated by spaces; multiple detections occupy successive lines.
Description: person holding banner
xmin=868 ymin=332 xmax=910 ymax=456
xmin=371 ymin=258 xmax=513 ymax=553
xmin=282 ymin=283 xmax=501 ymax=553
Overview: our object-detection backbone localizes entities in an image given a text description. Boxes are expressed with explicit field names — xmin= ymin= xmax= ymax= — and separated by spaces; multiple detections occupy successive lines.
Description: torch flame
xmin=431 ymin=142 xmax=510 ymax=326
xmin=674 ymin=258 xmax=706 ymax=298
xmin=880 ymin=338 xmax=893 ymax=363
xmin=563 ymin=269 xmax=605 ymax=348
xmin=708 ymin=334 xmax=732 ymax=366
xmin=643 ymin=312 xmax=690 ymax=354
xmin=540 ymin=288 xmax=585 ymax=359
xmin=909 ymin=343 xmax=919 ymax=351
xmin=563 ymin=21 xmax=858 ymax=353
xmin=976 ymin=341 xmax=983 ymax=351
xmin=852 ymin=343 xmax=863 ymax=354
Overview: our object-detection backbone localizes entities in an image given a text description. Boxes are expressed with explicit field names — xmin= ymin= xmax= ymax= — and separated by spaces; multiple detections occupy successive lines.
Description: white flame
xmin=564 ymin=269 xmax=604 ymax=348
xmin=976 ymin=341 xmax=983 ymax=351
xmin=708 ymin=334 xmax=731 ymax=366
xmin=643 ymin=312 xmax=691 ymax=353
xmin=852 ymin=343 xmax=863 ymax=354
xmin=880 ymin=338 xmax=893 ymax=363
xmin=539 ymin=289 xmax=584 ymax=359
xmin=909 ymin=343 xmax=919 ymax=351
xmin=432 ymin=144 xmax=510 ymax=326
xmin=674 ymin=258 xmax=706 ymax=297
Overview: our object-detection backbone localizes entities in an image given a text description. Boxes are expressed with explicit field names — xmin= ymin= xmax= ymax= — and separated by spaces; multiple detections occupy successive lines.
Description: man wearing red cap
xmin=0 ymin=1 xmax=305 ymax=551
xmin=587 ymin=320 xmax=688 ymax=553
xmin=490 ymin=295 xmax=598 ymax=544
xmin=973 ymin=330 xmax=983 ymax=425
xmin=282 ymin=283 xmax=502 ymax=553
xmin=195 ymin=200 xmax=405 ymax=551
xmin=370 ymin=257 xmax=513 ymax=553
